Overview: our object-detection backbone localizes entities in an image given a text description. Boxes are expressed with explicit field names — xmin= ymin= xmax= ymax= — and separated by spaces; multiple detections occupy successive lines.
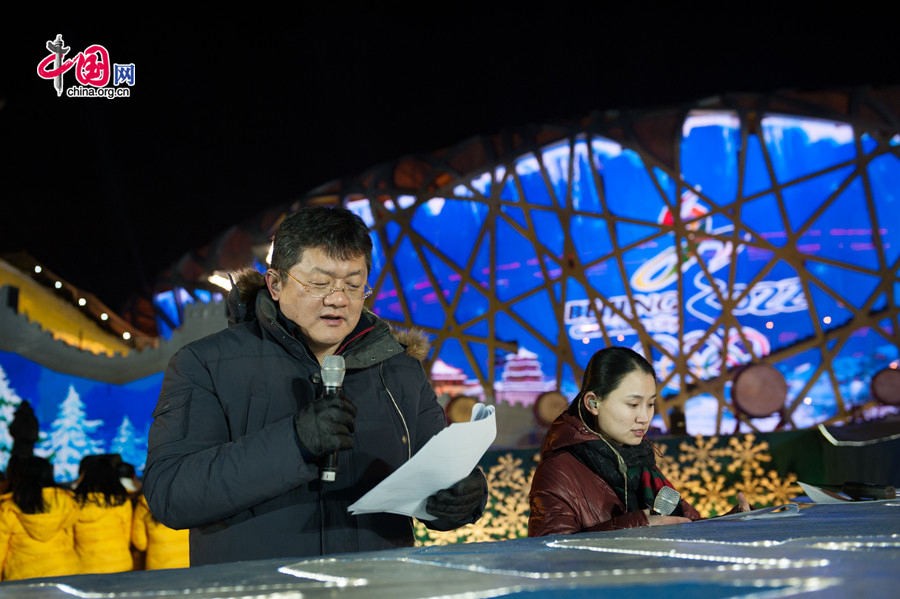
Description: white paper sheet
xmin=348 ymin=404 xmax=496 ymax=520
xmin=798 ymin=481 xmax=852 ymax=504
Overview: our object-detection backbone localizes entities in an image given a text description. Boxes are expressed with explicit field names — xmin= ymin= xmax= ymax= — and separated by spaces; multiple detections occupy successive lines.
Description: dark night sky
xmin=2 ymin=8 xmax=897 ymax=313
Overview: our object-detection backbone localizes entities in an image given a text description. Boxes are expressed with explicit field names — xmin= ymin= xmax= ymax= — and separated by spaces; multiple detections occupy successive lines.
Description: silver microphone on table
xmin=652 ymin=486 xmax=681 ymax=516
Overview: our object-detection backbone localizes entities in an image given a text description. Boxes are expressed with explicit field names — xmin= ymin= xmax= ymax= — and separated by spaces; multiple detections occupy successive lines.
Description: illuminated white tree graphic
xmin=109 ymin=415 xmax=148 ymax=472
xmin=0 ymin=364 xmax=24 ymax=467
xmin=38 ymin=385 xmax=104 ymax=481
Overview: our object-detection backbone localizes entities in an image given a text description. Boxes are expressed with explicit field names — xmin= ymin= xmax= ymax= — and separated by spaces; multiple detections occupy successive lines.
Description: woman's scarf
xmin=566 ymin=439 xmax=682 ymax=515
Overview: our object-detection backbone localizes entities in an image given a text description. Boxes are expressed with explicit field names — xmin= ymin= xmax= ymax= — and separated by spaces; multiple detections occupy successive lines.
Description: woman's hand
xmin=643 ymin=509 xmax=691 ymax=526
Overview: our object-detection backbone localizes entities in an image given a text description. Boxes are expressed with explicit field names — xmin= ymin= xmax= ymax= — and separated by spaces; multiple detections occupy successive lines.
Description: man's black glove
xmin=293 ymin=392 xmax=357 ymax=461
xmin=424 ymin=468 xmax=488 ymax=531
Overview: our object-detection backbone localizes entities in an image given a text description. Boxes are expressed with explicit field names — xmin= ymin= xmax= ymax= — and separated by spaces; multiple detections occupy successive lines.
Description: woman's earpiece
xmin=588 ymin=399 xmax=599 ymax=409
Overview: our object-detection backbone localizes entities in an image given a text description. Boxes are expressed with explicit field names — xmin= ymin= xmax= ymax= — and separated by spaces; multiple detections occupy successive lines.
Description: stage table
xmin=2 ymin=501 xmax=898 ymax=598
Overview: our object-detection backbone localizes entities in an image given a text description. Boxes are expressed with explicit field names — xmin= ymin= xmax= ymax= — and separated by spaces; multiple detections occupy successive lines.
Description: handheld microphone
xmin=320 ymin=355 xmax=345 ymax=482
xmin=652 ymin=486 xmax=681 ymax=516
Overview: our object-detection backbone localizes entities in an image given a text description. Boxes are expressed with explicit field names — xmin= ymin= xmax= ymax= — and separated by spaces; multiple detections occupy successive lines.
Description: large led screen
xmin=350 ymin=111 xmax=900 ymax=434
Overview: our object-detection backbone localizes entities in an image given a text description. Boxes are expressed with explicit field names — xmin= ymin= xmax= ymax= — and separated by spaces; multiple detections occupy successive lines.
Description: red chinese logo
xmin=37 ymin=40 xmax=110 ymax=88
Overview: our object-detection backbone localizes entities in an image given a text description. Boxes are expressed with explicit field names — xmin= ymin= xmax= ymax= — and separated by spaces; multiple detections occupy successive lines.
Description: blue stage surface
xmin=2 ymin=501 xmax=898 ymax=598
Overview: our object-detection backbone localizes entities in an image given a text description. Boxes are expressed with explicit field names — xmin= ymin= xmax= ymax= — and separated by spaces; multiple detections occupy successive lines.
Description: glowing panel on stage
xmin=0 ymin=349 xmax=159 ymax=481
xmin=154 ymin=287 xmax=225 ymax=339
xmin=347 ymin=110 xmax=900 ymax=434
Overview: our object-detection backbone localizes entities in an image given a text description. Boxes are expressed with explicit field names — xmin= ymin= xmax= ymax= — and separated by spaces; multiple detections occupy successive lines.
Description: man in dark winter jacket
xmin=143 ymin=206 xmax=487 ymax=566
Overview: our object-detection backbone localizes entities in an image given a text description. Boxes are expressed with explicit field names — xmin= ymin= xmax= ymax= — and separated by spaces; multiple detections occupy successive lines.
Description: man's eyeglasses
xmin=284 ymin=271 xmax=373 ymax=300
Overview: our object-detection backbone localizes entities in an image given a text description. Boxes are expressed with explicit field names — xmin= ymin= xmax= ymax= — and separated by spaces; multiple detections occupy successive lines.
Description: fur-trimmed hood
xmin=225 ymin=268 xmax=430 ymax=361
xmin=225 ymin=269 xmax=267 ymax=326
xmin=391 ymin=327 xmax=429 ymax=361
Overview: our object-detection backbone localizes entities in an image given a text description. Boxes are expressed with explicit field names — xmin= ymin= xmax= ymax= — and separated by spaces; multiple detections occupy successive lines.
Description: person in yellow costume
xmin=132 ymin=493 xmax=189 ymax=569
xmin=0 ymin=456 xmax=79 ymax=581
xmin=73 ymin=455 xmax=133 ymax=574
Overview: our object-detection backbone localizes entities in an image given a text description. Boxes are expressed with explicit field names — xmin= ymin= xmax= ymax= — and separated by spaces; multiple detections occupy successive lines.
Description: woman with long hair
xmin=0 ymin=456 xmax=79 ymax=580
xmin=73 ymin=454 xmax=134 ymax=573
xmin=529 ymin=347 xmax=749 ymax=536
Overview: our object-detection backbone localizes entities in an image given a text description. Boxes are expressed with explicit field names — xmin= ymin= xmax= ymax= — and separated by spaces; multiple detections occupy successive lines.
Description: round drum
xmin=533 ymin=391 xmax=570 ymax=426
xmin=445 ymin=395 xmax=478 ymax=423
xmin=732 ymin=363 xmax=788 ymax=418
xmin=871 ymin=367 xmax=900 ymax=406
